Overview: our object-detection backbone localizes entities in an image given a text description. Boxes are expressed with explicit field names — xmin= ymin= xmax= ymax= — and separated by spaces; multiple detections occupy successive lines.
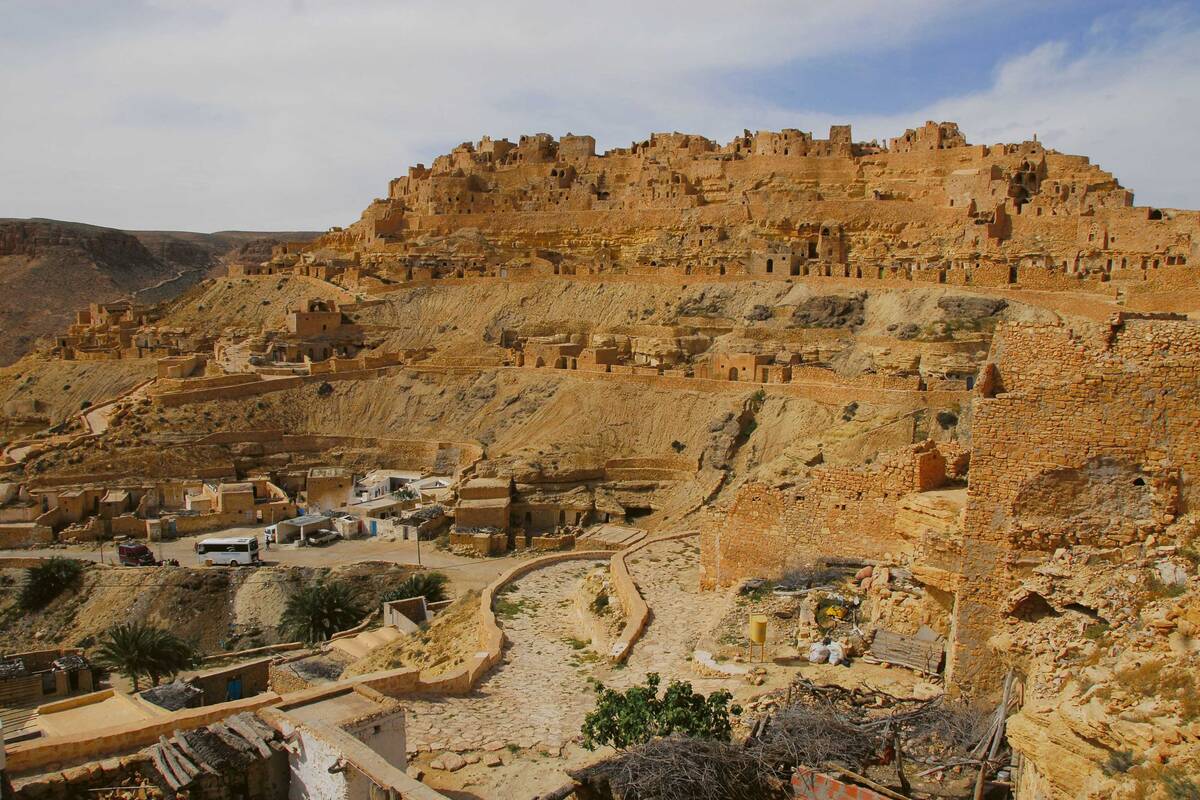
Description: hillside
xmin=0 ymin=218 xmax=318 ymax=365
xmin=2 ymin=121 xmax=1200 ymax=798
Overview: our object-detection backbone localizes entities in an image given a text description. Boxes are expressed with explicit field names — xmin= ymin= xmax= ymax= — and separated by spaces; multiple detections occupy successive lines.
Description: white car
xmin=304 ymin=530 xmax=341 ymax=547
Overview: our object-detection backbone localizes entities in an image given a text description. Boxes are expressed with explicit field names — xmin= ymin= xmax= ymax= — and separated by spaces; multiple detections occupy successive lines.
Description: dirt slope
xmin=0 ymin=560 xmax=412 ymax=655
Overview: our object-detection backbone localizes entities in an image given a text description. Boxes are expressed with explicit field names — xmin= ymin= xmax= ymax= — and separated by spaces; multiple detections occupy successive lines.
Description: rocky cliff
xmin=0 ymin=219 xmax=317 ymax=365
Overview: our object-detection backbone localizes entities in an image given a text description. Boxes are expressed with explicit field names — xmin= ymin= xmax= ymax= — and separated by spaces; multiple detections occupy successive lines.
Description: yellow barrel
xmin=748 ymin=614 xmax=768 ymax=645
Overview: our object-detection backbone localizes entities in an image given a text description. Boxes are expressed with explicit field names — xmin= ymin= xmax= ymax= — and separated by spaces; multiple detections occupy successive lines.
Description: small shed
xmin=274 ymin=513 xmax=331 ymax=545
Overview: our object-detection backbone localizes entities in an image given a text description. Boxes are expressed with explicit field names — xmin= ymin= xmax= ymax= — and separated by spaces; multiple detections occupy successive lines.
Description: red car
xmin=117 ymin=542 xmax=156 ymax=567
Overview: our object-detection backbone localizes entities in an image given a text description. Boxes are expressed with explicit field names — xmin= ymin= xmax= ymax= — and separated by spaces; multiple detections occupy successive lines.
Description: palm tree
xmin=383 ymin=572 xmax=449 ymax=605
xmin=20 ymin=557 xmax=84 ymax=609
xmin=281 ymin=581 xmax=366 ymax=644
xmin=95 ymin=622 xmax=197 ymax=692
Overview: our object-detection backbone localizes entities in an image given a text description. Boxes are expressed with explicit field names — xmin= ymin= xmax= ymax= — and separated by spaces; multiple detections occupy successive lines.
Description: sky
xmin=1 ymin=0 xmax=1198 ymax=232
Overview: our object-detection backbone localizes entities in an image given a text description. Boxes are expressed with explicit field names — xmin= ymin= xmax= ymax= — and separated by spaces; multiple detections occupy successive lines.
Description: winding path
xmin=402 ymin=560 xmax=601 ymax=756
xmin=396 ymin=536 xmax=737 ymax=798
xmin=619 ymin=536 xmax=731 ymax=693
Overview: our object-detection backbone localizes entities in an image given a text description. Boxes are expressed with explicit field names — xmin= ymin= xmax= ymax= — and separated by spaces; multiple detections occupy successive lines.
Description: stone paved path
xmin=617 ymin=536 xmax=731 ymax=694
xmin=402 ymin=560 xmax=601 ymax=757
xmin=404 ymin=538 xmax=736 ymax=797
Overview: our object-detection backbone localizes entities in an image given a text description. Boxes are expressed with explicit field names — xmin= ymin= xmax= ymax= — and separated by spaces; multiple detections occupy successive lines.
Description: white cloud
xmin=858 ymin=5 xmax=1200 ymax=209
xmin=0 ymin=0 xmax=1197 ymax=229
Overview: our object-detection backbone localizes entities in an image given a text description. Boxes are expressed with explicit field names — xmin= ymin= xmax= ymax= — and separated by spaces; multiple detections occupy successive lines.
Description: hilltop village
xmin=0 ymin=121 xmax=1198 ymax=800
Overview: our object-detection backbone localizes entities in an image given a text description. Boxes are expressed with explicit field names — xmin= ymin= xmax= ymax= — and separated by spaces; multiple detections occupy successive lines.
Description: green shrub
xmin=383 ymin=572 xmax=449 ymax=605
xmin=590 ymin=592 xmax=611 ymax=615
xmin=20 ymin=557 xmax=84 ymax=610
xmin=96 ymin=621 xmax=197 ymax=691
xmin=1103 ymin=749 xmax=1137 ymax=776
xmin=281 ymin=581 xmax=366 ymax=643
xmin=582 ymin=673 xmax=741 ymax=751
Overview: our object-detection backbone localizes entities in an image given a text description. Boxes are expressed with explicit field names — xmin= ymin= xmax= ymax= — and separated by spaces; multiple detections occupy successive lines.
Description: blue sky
xmin=1 ymin=0 xmax=1197 ymax=231
xmin=737 ymin=1 xmax=1134 ymax=115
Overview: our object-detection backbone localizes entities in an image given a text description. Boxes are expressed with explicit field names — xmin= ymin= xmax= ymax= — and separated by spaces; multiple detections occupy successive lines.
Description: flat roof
xmin=282 ymin=689 xmax=391 ymax=727
xmin=464 ymin=478 xmax=509 ymax=489
xmin=308 ymin=467 xmax=348 ymax=478
xmin=359 ymin=469 xmax=422 ymax=482
xmin=457 ymin=497 xmax=511 ymax=509
xmin=198 ymin=536 xmax=257 ymax=544
xmin=37 ymin=692 xmax=162 ymax=738
xmin=281 ymin=513 xmax=330 ymax=526
xmin=348 ymin=496 xmax=404 ymax=511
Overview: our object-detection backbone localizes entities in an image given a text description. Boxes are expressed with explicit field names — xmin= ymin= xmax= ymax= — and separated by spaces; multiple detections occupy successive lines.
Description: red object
xmin=792 ymin=768 xmax=892 ymax=800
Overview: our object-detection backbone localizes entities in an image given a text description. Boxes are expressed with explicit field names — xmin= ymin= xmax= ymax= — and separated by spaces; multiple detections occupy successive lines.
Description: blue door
xmin=226 ymin=676 xmax=243 ymax=701
xmin=370 ymin=520 xmax=377 ymax=537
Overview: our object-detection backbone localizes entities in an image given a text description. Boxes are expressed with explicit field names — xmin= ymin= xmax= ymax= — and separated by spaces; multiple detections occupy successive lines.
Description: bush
xmin=281 ymin=581 xmax=367 ymax=643
xmin=1104 ymin=749 xmax=1137 ymax=776
xmin=1163 ymin=770 xmax=1200 ymax=800
xmin=20 ymin=557 xmax=84 ymax=609
xmin=1116 ymin=660 xmax=1200 ymax=721
xmin=582 ymin=673 xmax=740 ymax=751
xmin=590 ymin=592 xmax=611 ymax=615
xmin=383 ymin=572 xmax=449 ymax=605
xmin=1147 ymin=573 xmax=1186 ymax=599
xmin=95 ymin=622 xmax=198 ymax=691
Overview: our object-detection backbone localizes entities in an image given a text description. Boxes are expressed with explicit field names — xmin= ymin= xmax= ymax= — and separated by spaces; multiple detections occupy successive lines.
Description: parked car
xmin=117 ymin=542 xmax=156 ymax=567
xmin=304 ymin=530 xmax=341 ymax=547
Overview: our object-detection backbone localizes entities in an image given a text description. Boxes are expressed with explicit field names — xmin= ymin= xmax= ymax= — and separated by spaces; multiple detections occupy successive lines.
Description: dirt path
xmin=618 ymin=536 xmax=731 ymax=692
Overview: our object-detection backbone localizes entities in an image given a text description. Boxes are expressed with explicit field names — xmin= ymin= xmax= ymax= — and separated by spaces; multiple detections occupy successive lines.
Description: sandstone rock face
xmin=293 ymin=121 xmax=1196 ymax=315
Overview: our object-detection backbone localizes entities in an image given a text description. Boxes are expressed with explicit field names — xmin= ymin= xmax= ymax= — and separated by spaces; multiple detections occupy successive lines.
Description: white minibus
xmin=196 ymin=536 xmax=261 ymax=566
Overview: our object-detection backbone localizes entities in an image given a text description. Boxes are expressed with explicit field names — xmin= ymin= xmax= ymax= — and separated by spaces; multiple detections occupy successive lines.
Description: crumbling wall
xmin=699 ymin=441 xmax=953 ymax=588
xmin=950 ymin=316 xmax=1200 ymax=692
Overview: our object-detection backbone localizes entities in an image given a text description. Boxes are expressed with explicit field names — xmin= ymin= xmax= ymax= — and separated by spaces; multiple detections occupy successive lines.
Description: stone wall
xmin=950 ymin=315 xmax=1200 ymax=691
xmin=0 ymin=521 xmax=53 ymax=548
xmin=699 ymin=441 xmax=955 ymax=589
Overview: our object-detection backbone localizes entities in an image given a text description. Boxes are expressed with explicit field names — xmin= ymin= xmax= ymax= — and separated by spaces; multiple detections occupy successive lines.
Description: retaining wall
xmin=607 ymin=531 xmax=700 ymax=663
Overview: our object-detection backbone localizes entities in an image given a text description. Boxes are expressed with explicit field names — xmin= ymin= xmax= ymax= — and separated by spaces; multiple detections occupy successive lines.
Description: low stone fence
xmin=4 ymin=549 xmax=617 ymax=776
xmin=0 ymin=522 xmax=54 ymax=548
xmin=200 ymin=640 xmax=306 ymax=664
xmin=607 ymin=531 xmax=700 ymax=663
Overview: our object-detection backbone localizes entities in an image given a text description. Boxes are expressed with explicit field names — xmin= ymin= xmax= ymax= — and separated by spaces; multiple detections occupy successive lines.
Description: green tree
xmin=20 ymin=557 xmax=84 ymax=610
xmin=95 ymin=622 xmax=197 ymax=691
xmin=582 ymin=673 xmax=740 ymax=751
xmin=281 ymin=581 xmax=366 ymax=643
xmin=383 ymin=572 xmax=449 ymax=605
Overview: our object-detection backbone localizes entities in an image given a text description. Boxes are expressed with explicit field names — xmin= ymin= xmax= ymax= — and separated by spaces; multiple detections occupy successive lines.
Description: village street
xmin=0 ymin=532 xmax=522 ymax=594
